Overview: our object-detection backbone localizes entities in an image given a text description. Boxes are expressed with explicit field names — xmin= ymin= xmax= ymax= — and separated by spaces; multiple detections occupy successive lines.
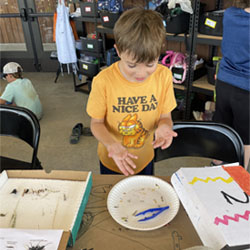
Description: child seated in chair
xmin=0 ymin=62 xmax=43 ymax=120
xmin=87 ymin=8 xmax=177 ymax=176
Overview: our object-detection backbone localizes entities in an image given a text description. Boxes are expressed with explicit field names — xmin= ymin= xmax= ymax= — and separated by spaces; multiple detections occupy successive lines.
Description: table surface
xmin=70 ymin=174 xmax=202 ymax=250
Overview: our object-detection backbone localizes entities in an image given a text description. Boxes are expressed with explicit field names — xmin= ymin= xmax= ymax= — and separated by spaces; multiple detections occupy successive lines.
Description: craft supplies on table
xmin=0 ymin=170 xmax=92 ymax=248
xmin=107 ymin=175 xmax=179 ymax=231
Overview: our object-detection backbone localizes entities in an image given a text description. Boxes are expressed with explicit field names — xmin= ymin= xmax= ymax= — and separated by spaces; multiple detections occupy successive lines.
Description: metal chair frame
xmin=154 ymin=121 xmax=244 ymax=167
xmin=0 ymin=105 xmax=41 ymax=171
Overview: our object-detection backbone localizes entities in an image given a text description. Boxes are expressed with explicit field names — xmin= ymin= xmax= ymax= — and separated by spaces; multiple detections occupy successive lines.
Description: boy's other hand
xmin=152 ymin=124 xmax=177 ymax=150
xmin=107 ymin=142 xmax=138 ymax=176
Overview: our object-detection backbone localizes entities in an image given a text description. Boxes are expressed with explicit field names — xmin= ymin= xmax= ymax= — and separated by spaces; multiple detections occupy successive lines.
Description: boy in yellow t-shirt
xmin=87 ymin=8 xmax=177 ymax=176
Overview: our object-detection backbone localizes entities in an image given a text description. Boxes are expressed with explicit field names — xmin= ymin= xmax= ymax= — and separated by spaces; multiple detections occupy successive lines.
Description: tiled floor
xmin=0 ymin=72 xmax=212 ymax=176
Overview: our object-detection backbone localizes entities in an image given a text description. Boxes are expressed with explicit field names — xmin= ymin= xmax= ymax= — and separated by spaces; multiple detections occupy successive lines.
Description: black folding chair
xmin=0 ymin=105 xmax=42 ymax=171
xmin=154 ymin=121 xmax=244 ymax=167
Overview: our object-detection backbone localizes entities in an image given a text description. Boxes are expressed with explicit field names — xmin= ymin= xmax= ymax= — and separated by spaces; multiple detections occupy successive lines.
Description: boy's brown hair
xmin=113 ymin=8 xmax=166 ymax=63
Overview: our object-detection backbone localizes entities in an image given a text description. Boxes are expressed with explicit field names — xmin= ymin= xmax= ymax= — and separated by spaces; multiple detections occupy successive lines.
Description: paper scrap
xmin=0 ymin=228 xmax=63 ymax=250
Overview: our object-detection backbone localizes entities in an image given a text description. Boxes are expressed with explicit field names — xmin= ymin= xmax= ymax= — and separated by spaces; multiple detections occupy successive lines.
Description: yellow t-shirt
xmin=87 ymin=62 xmax=177 ymax=173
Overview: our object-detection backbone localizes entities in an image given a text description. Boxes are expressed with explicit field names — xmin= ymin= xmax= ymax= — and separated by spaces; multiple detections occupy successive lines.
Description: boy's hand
xmin=152 ymin=124 xmax=177 ymax=150
xmin=107 ymin=142 xmax=138 ymax=176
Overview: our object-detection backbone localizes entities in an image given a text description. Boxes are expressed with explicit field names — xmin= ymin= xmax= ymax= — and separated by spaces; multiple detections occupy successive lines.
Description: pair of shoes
xmin=70 ymin=123 xmax=83 ymax=144
xmin=70 ymin=123 xmax=93 ymax=144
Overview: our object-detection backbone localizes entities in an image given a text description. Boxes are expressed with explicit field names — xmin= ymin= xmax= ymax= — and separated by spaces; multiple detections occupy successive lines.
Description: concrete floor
xmin=0 ymin=72 xmax=212 ymax=176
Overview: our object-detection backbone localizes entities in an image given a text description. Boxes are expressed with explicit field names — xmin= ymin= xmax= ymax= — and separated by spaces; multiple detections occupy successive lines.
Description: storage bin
xmin=80 ymin=37 xmax=103 ymax=53
xmin=155 ymin=3 xmax=190 ymax=34
xmin=163 ymin=11 xmax=190 ymax=34
xmin=100 ymin=11 xmax=121 ymax=28
xmin=172 ymin=67 xmax=185 ymax=83
xmin=193 ymin=65 xmax=207 ymax=81
xmin=198 ymin=10 xmax=224 ymax=36
xmin=78 ymin=59 xmax=99 ymax=78
xmin=206 ymin=64 xmax=216 ymax=85
xmin=80 ymin=2 xmax=98 ymax=17
xmin=181 ymin=65 xmax=206 ymax=85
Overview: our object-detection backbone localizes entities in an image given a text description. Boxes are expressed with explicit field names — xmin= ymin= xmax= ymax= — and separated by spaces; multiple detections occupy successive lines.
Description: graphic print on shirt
xmin=118 ymin=114 xmax=148 ymax=148
xmin=112 ymin=95 xmax=158 ymax=113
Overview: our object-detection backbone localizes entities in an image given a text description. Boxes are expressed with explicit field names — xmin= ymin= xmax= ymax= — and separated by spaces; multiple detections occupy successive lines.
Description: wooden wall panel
xmin=85 ymin=22 xmax=96 ymax=36
xmin=123 ymin=0 xmax=147 ymax=9
xmin=1 ymin=2 xmax=20 ymax=43
xmin=35 ymin=0 xmax=56 ymax=43
xmin=0 ymin=0 xmax=57 ymax=44
xmin=0 ymin=18 xmax=9 ymax=43
xmin=0 ymin=0 xmax=233 ymax=56
xmin=200 ymin=0 xmax=216 ymax=11
xmin=166 ymin=41 xmax=182 ymax=53
xmin=1 ymin=17 xmax=25 ymax=43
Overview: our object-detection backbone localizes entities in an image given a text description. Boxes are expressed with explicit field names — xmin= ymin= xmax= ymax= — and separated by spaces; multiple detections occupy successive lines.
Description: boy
xmin=87 ymin=8 xmax=177 ymax=176
xmin=0 ymin=62 xmax=43 ymax=120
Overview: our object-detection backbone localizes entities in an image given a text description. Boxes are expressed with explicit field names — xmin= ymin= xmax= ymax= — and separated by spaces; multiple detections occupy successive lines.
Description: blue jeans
xmin=100 ymin=160 xmax=154 ymax=175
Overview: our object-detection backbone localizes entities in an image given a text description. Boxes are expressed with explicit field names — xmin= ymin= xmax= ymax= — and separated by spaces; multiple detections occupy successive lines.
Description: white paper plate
xmin=107 ymin=176 xmax=180 ymax=231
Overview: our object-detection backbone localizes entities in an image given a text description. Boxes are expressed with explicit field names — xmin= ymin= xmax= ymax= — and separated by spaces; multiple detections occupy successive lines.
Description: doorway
xmin=0 ymin=0 xmax=58 ymax=72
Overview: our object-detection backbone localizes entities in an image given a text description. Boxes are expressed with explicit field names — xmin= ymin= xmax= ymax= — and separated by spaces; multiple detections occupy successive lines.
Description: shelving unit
xmin=196 ymin=33 xmax=222 ymax=46
xmin=184 ymin=0 xmax=224 ymax=119
xmin=96 ymin=26 xmax=193 ymax=102
xmin=192 ymin=76 xmax=215 ymax=96
xmin=73 ymin=2 xmax=104 ymax=94
xmin=173 ymin=84 xmax=186 ymax=91
xmin=96 ymin=25 xmax=113 ymax=34
xmin=73 ymin=0 xmax=224 ymax=120
xmin=95 ymin=1 xmax=196 ymax=121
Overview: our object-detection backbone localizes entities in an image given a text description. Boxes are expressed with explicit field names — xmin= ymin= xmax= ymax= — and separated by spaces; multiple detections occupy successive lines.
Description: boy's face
xmin=116 ymin=49 xmax=158 ymax=83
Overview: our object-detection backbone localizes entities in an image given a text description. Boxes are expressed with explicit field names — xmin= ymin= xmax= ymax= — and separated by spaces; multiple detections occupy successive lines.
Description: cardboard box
xmin=72 ymin=175 xmax=202 ymax=250
xmin=0 ymin=170 xmax=92 ymax=249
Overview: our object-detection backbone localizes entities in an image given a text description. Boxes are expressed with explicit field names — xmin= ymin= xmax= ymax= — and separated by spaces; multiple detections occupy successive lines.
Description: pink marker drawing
xmin=214 ymin=210 xmax=250 ymax=226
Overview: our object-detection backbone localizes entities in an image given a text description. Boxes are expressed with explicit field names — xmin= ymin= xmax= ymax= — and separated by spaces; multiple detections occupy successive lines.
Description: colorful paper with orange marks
xmin=223 ymin=166 xmax=250 ymax=195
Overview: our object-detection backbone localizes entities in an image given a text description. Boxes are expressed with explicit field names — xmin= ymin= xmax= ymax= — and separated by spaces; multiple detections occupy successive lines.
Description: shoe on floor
xmin=70 ymin=123 xmax=83 ymax=144
xmin=82 ymin=127 xmax=92 ymax=136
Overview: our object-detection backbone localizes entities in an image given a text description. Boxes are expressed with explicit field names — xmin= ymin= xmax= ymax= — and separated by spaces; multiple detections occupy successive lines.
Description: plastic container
xmin=80 ymin=2 xmax=98 ymax=17
xmin=78 ymin=59 xmax=99 ymax=78
xmin=100 ymin=11 xmax=121 ymax=28
xmin=172 ymin=67 xmax=185 ymax=83
xmin=80 ymin=37 xmax=103 ymax=53
xmin=164 ymin=12 xmax=190 ymax=34
xmin=198 ymin=10 xmax=224 ymax=36
xmin=206 ymin=64 xmax=216 ymax=85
